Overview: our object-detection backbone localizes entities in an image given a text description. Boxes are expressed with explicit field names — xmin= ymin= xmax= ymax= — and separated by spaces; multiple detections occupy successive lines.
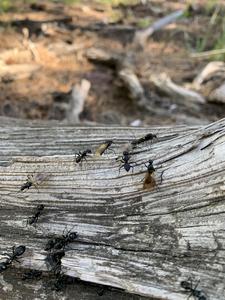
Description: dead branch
xmin=133 ymin=9 xmax=184 ymax=46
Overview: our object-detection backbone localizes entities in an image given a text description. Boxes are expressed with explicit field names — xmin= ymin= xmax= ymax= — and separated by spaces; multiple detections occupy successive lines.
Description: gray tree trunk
xmin=0 ymin=116 xmax=224 ymax=300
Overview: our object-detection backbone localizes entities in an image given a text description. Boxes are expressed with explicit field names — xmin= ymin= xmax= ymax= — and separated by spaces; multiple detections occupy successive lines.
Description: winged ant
xmin=20 ymin=173 xmax=49 ymax=193
xmin=143 ymin=160 xmax=156 ymax=190
xmin=95 ymin=140 xmax=114 ymax=156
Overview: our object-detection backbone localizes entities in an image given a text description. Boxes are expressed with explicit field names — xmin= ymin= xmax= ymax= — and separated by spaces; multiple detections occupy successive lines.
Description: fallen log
xmin=0 ymin=116 xmax=225 ymax=300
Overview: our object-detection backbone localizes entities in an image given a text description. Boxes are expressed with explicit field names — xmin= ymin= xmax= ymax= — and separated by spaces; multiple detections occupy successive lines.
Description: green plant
xmin=212 ymin=20 xmax=225 ymax=60
xmin=97 ymin=0 xmax=139 ymax=6
xmin=0 ymin=0 xmax=12 ymax=12
xmin=137 ymin=18 xmax=151 ymax=29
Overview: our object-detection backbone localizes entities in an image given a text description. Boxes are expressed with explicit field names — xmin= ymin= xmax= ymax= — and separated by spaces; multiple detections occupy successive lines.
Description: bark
xmin=0 ymin=116 xmax=225 ymax=300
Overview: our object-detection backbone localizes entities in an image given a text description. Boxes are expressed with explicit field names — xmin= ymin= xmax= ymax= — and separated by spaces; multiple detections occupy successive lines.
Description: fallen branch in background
xmin=66 ymin=79 xmax=91 ymax=123
xmin=119 ymin=68 xmax=155 ymax=113
xmin=150 ymin=73 xmax=205 ymax=111
xmin=192 ymin=61 xmax=225 ymax=103
xmin=133 ymin=9 xmax=184 ymax=47
xmin=86 ymin=48 xmax=155 ymax=113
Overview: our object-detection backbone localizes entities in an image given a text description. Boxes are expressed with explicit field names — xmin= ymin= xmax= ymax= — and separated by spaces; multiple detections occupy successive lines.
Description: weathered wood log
xmin=0 ymin=116 xmax=225 ymax=300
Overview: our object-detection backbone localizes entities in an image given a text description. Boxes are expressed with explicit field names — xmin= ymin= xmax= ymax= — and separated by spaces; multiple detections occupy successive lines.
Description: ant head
xmin=106 ymin=140 xmax=113 ymax=145
xmin=123 ymin=151 xmax=129 ymax=155
xmin=148 ymin=160 xmax=153 ymax=164
xmin=37 ymin=204 xmax=44 ymax=210
xmin=86 ymin=149 xmax=92 ymax=153
xmin=68 ymin=232 xmax=78 ymax=241
xmin=180 ymin=280 xmax=191 ymax=290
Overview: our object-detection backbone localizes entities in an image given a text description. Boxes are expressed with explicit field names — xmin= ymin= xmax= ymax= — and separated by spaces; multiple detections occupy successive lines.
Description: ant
xmin=3 ymin=245 xmax=26 ymax=264
xmin=75 ymin=149 xmax=91 ymax=163
xmin=131 ymin=133 xmax=157 ymax=148
xmin=95 ymin=140 xmax=114 ymax=156
xmin=22 ymin=269 xmax=42 ymax=280
xmin=143 ymin=160 xmax=156 ymax=189
xmin=52 ymin=272 xmax=77 ymax=292
xmin=118 ymin=151 xmax=136 ymax=172
xmin=27 ymin=204 xmax=44 ymax=226
xmin=0 ymin=245 xmax=26 ymax=273
xmin=45 ymin=250 xmax=65 ymax=275
xmin=20 ymin=175 xmax=37 ymax=192
xmin=45 ymin=229 xmax=78 ymax=251
xmin=181 ymin=278 xmax=207 ymax=300
xmin=52 ymin=273 xmax=67 ymax=291
xmin=20 ymin=173 xmax=49 ymax=192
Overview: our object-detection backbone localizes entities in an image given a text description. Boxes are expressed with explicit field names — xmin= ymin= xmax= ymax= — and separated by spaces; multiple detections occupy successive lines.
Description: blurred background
xmin=0 ymin=0 xmax=225 ymax=127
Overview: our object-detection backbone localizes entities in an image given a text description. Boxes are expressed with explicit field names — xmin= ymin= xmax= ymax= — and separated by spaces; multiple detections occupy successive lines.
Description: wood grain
xmin=0 ymin=117 xmax=225 ymax=299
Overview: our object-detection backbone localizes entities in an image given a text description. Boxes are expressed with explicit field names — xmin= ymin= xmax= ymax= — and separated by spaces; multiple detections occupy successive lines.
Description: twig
xmin=190 ymin=48 xmax=225 ymax=58
xmin=66 ymin=80 xmax=91 ymax=123
xmin=133 ymin=10 xmax=184 ymax=46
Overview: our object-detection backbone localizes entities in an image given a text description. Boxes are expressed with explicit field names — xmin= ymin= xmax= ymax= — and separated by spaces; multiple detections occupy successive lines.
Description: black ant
xmin=75 ymin=149 xmax=91 ymax=163
xmin=181 ymin=278 xmax=207 ymax=300
xmin=143 ymin=160 xmax=156 ymax=190
xmin=27 ymin=204 xmax=44 ymax=226
xmin=0 ymin=245 xmax=26 ymax=273
xmin=45 ymin=229 xmax=77 ymax=251
xmin=118 ymin=151 xmax=136 ymax=172
xmin=22 ymin=269 xmax=42 ymax=280
xmin=95 ymin=140 xmax=114 ymax=156
xmin=52 ymin=273 xmax=77 ymax=292
xmin=3 ymin=245 xmax=26 ymax=264
xmin=131 ymin=133 xmax=157 ymax=148
xmin=52 ymin=273 xmax=68 ymax=291
xmin=45 ymin=250 xmax=65 ymax=275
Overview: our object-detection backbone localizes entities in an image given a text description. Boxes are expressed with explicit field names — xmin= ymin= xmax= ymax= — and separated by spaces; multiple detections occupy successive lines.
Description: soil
xmin=0 ymin=0 xmax=225 ymax=126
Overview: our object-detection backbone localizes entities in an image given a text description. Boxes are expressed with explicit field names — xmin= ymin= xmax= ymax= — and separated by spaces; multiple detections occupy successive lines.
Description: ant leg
xmin=107 ymin=148 xmax=116 ymax=155
xmin=32 ymin=218 xmax=38 ymax=227
xmin=26 ymin=218 xmax=30 ymax=226
xmin=119 ymin=165 xmax=124 ymax=174
xmin=187 ymin=292 xmax=192 ymax=300
xmin=12 ymin=246 xmax=16 ymax=256
xmin=27 ymin=175 xmax=34 ymax=182
xmin=193 ymin=279 xmax=200 ymax=292
xmin=160 ymin=170 xmax=165 ymax=184
xmin=2 ymin=253 xmax=10 ymax=259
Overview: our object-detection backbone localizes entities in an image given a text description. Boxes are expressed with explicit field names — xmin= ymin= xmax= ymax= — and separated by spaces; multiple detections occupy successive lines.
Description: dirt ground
xmin=0 ymin=0 xmax=225 ymax=126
